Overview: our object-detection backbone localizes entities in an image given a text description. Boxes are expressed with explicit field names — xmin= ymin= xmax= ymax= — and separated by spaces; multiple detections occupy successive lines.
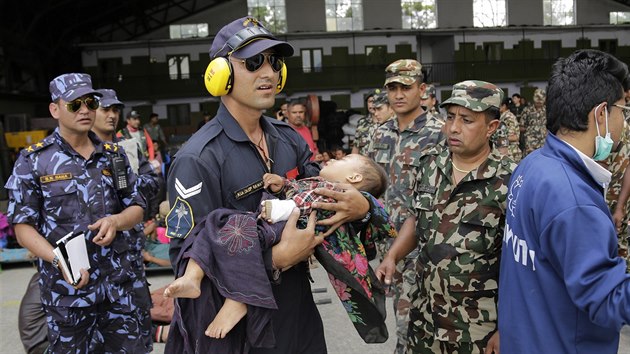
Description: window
xmin=483 ymin=42 xmax=503 ymax=62
xmin=610 ymin=12 xmax=630 ymax=24
xmin=169 ymin=24 xmax=209 ymax=39
xmin=98 ymin=58 xmax=123 ymax=87
xmin=168 ymin=55 xmax=190 ymax=80
xmin=541 ymin=40 xmax=561 ymax=59
xmin=301 ymin=49 xmax=323 ymax=73
xmin=401 ymin=0 xmax=437 ymax=29
xmin=473 ymin=0 xmax=506 ymax=27
xmin=543 ymin=0 xmax=575 ymax=26
xmin=326 ymin=0 xmax=363 ymax=31
xmin=247 ymin=0 xmax=287 ymax=33
xmin=365 ymin=46 xmax=387 ymax=67
xmin=167 ymin=104 xmax=191 ymax=126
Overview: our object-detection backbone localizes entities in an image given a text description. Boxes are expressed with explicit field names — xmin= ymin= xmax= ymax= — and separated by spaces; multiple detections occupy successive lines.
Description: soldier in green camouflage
xmin=489 ymin=119 xmax=509 ymax=156
xmin=377 ymin=80 xmax=515 ymax=353
xmin=603 ymin=121 xmax=630 ymax=272
xmin=499 ymin=97 xmax=521 ymax=162
xmin=368 ymin=59 xmax=444 ymax=354
xmin=521 ymin=88 xmax=548 ymax=157
xmin=352 ymin=89 xmax=381 ymax=155
xmin=421 ymin=84 xmax=445 ymax=124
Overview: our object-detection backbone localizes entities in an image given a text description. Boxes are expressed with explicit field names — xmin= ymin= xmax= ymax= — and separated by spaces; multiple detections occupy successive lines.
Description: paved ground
xmin=1 ymin=260 xmax=629 ymax=354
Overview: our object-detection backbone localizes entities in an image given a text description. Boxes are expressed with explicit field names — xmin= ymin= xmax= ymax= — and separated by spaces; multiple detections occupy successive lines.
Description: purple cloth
xmin=168 ymin=208 xmax=281 ymax=354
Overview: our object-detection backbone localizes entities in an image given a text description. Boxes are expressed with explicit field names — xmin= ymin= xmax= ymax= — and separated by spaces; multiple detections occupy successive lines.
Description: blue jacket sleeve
xmin=541 ymin=205 xmax=630 ymax=330
xmin=166 ymin=152 xmax=222 ymax=269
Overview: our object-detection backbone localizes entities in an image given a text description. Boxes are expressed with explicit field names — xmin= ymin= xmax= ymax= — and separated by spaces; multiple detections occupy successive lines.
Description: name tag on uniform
xmin=234 ymin=179 xmax=264 ymax=200
xmin=40 ymin=173 xmax=72 ymax=184
xmin=102 ymin=169 xmax=112 ymax=176
xmin=372 ymin=143 xmax=389 ymax=150
xmin=416 ymin=184 xmax=436 ymax=194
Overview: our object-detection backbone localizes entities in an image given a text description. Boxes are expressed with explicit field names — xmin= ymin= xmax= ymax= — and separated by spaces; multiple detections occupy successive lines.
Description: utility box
xmin=4 ymin=130 xmax=48 ymax=149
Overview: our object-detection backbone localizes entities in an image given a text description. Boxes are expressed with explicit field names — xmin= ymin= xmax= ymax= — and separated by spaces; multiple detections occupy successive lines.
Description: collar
xmin=431 ymin=141 xmax=513 ymax=182
xmin=564 ymin=139 xmax=612 ymax=188
xmin=216 ymin=103 xmax=281 ymax=142
xmin=384 ymin=111 xmax=428 ymax=133
xmin=52 ymin=128 xmax=104 ymax=155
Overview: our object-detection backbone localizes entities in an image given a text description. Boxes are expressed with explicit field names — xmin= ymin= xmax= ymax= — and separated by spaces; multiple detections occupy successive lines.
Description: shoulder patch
xmin=166 ymin=197 xmax=195 ymax=239
xmin=23 ymin=139 xmax=53 ymax=155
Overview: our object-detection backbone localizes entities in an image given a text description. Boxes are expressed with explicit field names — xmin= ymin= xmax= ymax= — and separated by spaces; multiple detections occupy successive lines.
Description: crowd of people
xmin=3 ymin=14 xmax=630 ymax=354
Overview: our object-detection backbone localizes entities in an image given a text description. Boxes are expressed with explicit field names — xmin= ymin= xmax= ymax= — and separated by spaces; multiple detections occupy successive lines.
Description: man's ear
xmin=486 ymin=119 xmax=500 ymax=137
xmin=345 ymin=173 xmax=363 ymax=184
xmin=49 ymin=102 xmax=60 ymax=120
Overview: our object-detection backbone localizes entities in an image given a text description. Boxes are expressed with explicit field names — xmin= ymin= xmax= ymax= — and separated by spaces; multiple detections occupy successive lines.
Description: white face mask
xmin=593 ymin=103 xmax=614 ymax=161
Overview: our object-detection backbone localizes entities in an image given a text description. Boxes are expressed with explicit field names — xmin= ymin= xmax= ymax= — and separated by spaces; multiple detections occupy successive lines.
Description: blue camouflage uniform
xmin=166 ymin=103 xmax=325 ymax=353
xmin=5 ymin=129 xmax=152 ymax=353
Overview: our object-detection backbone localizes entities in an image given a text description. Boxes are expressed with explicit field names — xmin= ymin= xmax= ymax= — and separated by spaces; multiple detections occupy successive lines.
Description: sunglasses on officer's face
xmin=234 ymin=53 xmax=284 ymax=73
xmin=65 ymin=96 xmax=99 ymax=113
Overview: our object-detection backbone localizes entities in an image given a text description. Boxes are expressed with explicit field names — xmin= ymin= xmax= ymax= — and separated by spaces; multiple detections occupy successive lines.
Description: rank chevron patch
xmin=175 ymin=178 xmax=202 ymax=199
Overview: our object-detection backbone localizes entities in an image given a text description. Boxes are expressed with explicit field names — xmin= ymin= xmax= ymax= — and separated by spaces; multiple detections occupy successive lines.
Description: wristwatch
xmin=359 ymin=211 xmax=371 ymax=223
xmin=51 ymin=255 xmax=60 ymax=270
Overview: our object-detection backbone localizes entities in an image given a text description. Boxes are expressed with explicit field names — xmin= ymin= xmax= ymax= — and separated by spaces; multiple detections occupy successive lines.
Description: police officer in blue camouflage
xmin=5 ymin=73 xmax=151 ymax=353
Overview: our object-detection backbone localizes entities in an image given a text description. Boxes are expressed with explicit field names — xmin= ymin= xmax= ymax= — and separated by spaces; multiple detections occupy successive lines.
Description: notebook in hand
xmin=53 ymin=232 xmax=91 ymax=285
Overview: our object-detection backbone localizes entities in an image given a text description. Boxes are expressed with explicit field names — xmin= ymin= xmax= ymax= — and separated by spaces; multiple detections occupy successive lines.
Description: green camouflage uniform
xmin=407 ymin=144 xmax=514 ymax=353
xmin=489 ymin=122 xmax=509 ymax=151
xmin=521 ymin=89 xmax=547 ymax=157
xmin=354 ymin=114 xmax=376 ymax=155
xmin=406 ymin=80 xmax=515 ymax=354
xmin=605 ymin=121 xmax=630 ymax=272
xmin=501 ymin=110 xmax=521 ymax=163
xmin=369 ymin=59 xmax=445 ymax=354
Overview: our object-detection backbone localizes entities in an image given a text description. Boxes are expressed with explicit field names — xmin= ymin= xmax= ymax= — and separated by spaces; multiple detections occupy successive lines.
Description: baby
xmin=164 ymin=154 xmax=392 ymax=341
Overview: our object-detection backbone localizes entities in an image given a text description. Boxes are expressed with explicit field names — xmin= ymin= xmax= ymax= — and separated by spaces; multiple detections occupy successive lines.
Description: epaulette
xmin=183 ymin=123 xmax=222 ymax=156
xmin=103 ymin=142 xmax=122 ymax=154
xmin=23 ymin=138 xmax=53 ymax=156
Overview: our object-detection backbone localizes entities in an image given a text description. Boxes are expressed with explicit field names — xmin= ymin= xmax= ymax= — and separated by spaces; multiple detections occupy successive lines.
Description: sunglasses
xmin=233 ymin=53 xmax=284 ymax=72
xmin=65 ymin=96 xmax=99 ymax=113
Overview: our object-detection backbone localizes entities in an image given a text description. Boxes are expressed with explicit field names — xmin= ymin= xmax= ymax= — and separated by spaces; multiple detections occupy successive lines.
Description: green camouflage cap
xmin=533 ymin=88 xmax=546 ymax=103
xmin=372 ymin=92 xmax=389 ymax=107
xmin=421 ymin=84 xmax=436 ymax=99
xmin=440 ymin=80 xmax=504 ymax=112
xmin=384 ymin=59 xmax=422 ymax=86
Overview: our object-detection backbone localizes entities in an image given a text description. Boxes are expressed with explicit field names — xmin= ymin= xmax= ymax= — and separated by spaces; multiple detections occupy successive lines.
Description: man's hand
xmin=312 ymin=183 xmax=369 ymax=237
xmin=375 ymin=255 xmax=397 ymax=295
xmin=613 ymin=207 xmax=625 ymax=231
xmin=485 ymin=331 xmax=500 ymax=354
xmin=89 ymin=215 xmax=120 ymax=246
xmin=273 ymin=209 xmax=322 ymax=269
xmin=59 ymin=265 xmax=90 ymax=289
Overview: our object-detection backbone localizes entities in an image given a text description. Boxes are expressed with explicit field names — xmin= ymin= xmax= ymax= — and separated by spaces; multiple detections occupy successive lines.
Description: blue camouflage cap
xmin=49 ymin=73 xmax=101 ymax=102
xmin=96 ymin=89 xmax=124 ymax=108
xmin=209 ymin=17 xmax=294 ymax=59
xmin=440 ymin=80 xmax=504 ymax=112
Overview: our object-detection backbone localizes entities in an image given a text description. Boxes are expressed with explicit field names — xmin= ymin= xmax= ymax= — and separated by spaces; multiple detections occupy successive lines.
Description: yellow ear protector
xmin=204 ymin=26 xmax=288 ymax=96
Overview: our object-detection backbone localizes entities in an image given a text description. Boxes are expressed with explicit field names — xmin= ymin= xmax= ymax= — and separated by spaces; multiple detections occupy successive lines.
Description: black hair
xmin=150 ymin=113 xmax=159 ymax=119
xmin=484 ymin=106 xmax=501 ymax=122
xmin=287 ymin=98 xmax=307 ymax=109
xmin=501 ymin=97 xmax=512 ymax=107
xmin=547 ymin=49 xmax=629 ymax=134
xmin=512 ymin=93 xmax=522 ymax=99
xmin=356 ymin=155 xmax=388 ymax=198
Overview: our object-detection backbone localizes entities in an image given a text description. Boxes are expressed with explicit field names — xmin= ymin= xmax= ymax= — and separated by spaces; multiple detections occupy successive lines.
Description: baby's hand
xmin=263 ymin=173 xmax=284 ymax=193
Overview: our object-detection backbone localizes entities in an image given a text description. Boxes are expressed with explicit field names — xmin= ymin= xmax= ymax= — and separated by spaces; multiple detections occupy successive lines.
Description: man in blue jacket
xmin=498 ymin=49 xmax=630 ymax=353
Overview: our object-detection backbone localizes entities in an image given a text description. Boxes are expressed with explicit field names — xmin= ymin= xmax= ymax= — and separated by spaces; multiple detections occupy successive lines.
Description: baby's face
xmin=319 ymin=154 xmax=363 ymax=183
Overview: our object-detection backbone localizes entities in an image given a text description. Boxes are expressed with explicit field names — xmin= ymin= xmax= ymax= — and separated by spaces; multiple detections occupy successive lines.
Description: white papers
xmin=53 ymin=232 xmax=91 ymax=285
